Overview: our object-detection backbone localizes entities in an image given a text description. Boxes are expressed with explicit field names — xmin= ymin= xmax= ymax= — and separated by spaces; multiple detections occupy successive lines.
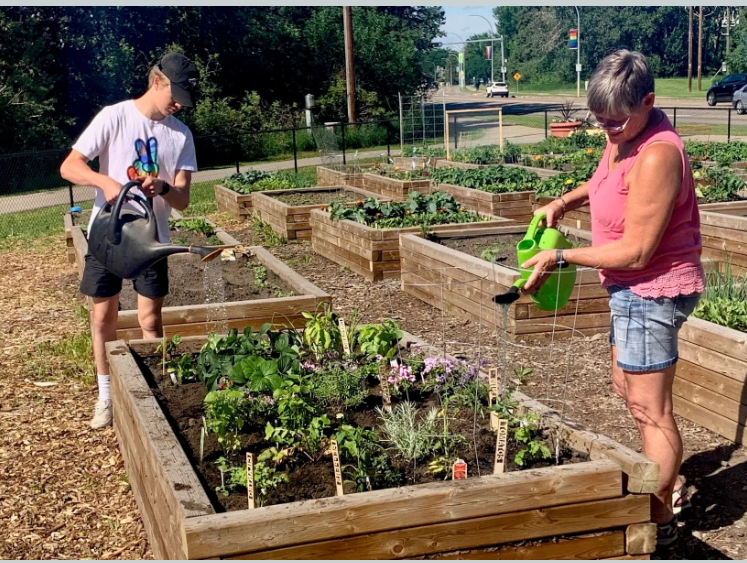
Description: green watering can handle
xmin=525 ymin=212 xmax=547 ymax=241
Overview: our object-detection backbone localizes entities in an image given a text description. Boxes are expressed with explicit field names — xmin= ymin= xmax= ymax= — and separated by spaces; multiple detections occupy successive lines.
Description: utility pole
xmin=688 ymin=6 xmax=693 ymax=92
xmin=342 ymin=6 xmax=356 ymax=123
xmin=574 ymin=6 xmax=581 ymax=98
xmin=697 ymin=6 xmax=703 ymax=91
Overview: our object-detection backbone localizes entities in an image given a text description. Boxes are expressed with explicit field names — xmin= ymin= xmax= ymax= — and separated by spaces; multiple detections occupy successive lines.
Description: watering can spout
xmin=189 ymin=245 xmax=233 ymax=262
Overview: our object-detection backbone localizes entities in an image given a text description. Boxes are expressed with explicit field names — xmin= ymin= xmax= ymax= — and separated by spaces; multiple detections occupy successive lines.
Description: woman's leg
xmin=622 ymin=364 xmax=681 ymax=524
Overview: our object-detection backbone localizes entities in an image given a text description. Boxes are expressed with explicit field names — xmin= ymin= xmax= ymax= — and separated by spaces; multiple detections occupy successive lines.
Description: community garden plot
xmin=309 ymin=191 xmax=511 ymax=282
xmin=64 ymin=212 xmax=330 ymax=340
xmin=251 ymin=185 xmax=384 ymax=242
xmin=399 ymin=225 xmax=610 ymax=343
xmin=105 ymin=323 xmax=657 ymax=560
xmin=317 ymin=163 xmax=377 ymax=189
xmin=362 ymin=167 xmax=432 ymax=200
xmin=214 ymin=170 xmax=313 ymax=220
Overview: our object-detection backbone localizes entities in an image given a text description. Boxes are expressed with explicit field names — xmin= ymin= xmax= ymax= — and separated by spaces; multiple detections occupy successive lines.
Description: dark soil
xmin=440 ymin=233 xmax=590 ymax=270
xmin=140 ymin=350 xmax=587 ymax=513
xmin=118 ymin=229 xmax=296 ymax=310
xmin=272 ymin=189 xmax=363 ymax=206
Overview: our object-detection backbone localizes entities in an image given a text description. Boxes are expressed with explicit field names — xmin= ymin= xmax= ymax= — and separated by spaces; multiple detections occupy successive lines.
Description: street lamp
xmin=470 ymin=14 xmax=494 ymax=84
xmin=574 ymin=6 xmax=581 ymax=98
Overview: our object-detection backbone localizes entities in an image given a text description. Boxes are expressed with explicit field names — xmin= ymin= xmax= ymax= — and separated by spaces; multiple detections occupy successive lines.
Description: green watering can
xmin=492 ymin=212 xmax=577 ymax=311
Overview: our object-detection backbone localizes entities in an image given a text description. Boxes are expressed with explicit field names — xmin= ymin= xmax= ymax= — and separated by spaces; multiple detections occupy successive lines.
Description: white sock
xmin=97 ymin=374 xmax=111 ymax=402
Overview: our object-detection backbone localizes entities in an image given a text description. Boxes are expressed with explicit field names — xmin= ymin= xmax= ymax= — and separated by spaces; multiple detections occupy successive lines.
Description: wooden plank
xmin=106 ymin=341 xmax=214 ymax=559
xmin=514 ymin=312 xmax=611 ymax=334
xmin=679 ymin=316 xmax=747 ymax=363
xmin=71 ymin=225 xmax=88 ymax=275
xmin=513 ymin=392 xmax=659 ymax=494
xmin=625 ymin=523 xmax=656 ymax=556
xmin=676 ymin=359 xmax=746 ymax=404
xmin=252 ymin=245 xmax=330 ymax=298
xmin=679 ymin=340 xmax=747 ymax=383
xmin=224 ymin=495 xmax=648 ymax=560
xmin=700 ymin=210 xmax=747 ymax=230
xmin=432 ymin=530 xmax=625 ymax=560
xmin=312 ymin=241 xmax=377 ymax=281
xmin=700 ymin=223 xmax=747 ymax=245
xmin=673 ymin=395 xmax=747 ymax=444
xmin=673 ymin=376 xmax=747 ymax=423
xmin=184 ymin=460 xmax=623 ymax=559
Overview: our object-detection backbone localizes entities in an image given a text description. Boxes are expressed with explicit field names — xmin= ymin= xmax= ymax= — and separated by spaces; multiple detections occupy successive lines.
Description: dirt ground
xmin=0 ymin=212 xmax=745 ymax=559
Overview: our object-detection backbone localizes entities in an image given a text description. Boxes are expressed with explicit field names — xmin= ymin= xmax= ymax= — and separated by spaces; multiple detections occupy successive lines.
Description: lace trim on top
xmin=601 ymin=263 xmax=705 ymax=298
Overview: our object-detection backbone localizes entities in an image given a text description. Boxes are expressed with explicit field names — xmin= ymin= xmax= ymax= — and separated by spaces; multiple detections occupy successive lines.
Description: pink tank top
xmin=586 ymin=112 xmax=705 ymax=298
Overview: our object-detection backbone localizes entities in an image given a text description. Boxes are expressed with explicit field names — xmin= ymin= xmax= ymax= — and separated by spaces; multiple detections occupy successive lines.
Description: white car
xmin=486 ymin=82 xmax=509 ymax=98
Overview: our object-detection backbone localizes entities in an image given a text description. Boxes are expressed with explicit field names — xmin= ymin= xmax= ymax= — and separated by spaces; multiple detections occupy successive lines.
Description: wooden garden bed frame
xmin=697 ymin=202 xmax=747 ymax=274
xmin=105 ymin=330 xmax=657 ymax=560
xmin=317 ymin=164 xmax=376 ymax=189
xmin=67 ymin=212 xmax=330 ymax=340
xmin=533 ymin=195 xmax=592 ymax=231
xmin=674 ymin=316 xmax=747 ymax=444
xmin=432 ymin=184 xmax=535 ymax=222
xmin=310 ymin=209 xmax=512 ymax=282
xmin=214 ymin=184 xmax=253 ymax=220
xmin=251 ymin=185 xmax=384 ymax=242
xmin=399 ymin=225 xmax=610 ymax=343
xmin=435 ymin=160 xmax=563 ymax=180
xmin=362 ymin=172 xmax=432 ymax=200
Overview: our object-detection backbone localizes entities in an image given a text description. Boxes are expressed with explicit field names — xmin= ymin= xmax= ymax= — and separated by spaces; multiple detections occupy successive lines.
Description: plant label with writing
xmin=378 ymin=363 xmax=392 ymax=411
xmin=330 ymin=439 xmax=344 ymax=496
xmin=338 ymin=319 xmax=351 ymax=356
xmin=488 ymin=367 xmax=499 ymax=405
xmin=452 ymin=458 xmax=467 ymax=480
xmin=246 ymin=452 xmax=255 ymax=509
xmin=493 ymin=419 xmax=509 ymax=474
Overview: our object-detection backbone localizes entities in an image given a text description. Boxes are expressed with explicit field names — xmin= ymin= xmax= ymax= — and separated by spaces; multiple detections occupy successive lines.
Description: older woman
xmin=526 ymin=50 xmax=704 ymax=546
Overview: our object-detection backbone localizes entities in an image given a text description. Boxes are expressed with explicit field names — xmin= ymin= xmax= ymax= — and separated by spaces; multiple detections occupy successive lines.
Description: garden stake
xmin=488 ymin=367 xmax=499 ymax=405
xmin=246 ymin=453 xmax=255 ymax=509
xmin=199 ymin=428 xmax=205 ymax=463
xmin=493 ymin=419 xmax=509 ymax=474
xmin=452 ymin=458 xmax=467 ymax=480
xmin=161 ymin=334 xmax=166 ymax=381
xmin=338 ymin=318 xmax=351 ymax=356
xmin=329 ymin=439 xmax=344 ymax=496
xmin=378 ymin=363 xmax=392 ymax=412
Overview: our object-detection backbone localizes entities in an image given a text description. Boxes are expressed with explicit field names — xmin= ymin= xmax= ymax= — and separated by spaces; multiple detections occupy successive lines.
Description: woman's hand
xmin=521 ymin=250 xmax=558 ymax=293
xmin=533 ymin=198 xmax=565 ymax=228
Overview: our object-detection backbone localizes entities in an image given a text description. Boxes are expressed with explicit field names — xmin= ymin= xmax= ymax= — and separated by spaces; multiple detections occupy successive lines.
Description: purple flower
xmin=302 ymin=361 xmax=320 ymax=372
xmin=262 ymin=396 xmax=276 ymax=406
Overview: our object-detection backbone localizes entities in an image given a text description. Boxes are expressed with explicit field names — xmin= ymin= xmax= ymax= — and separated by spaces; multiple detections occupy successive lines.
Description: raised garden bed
xmin=105 ymin=328 xmax=656 ymax=559
xmin=696 ymin=205 xmax=747 ymax=275
xmin=310 ymin=202 xmax=511 ymax=282
xmin=68 ymin=212 xmax=330 ymax=340
xmin=362 ymin=171 xmax=432 ymax=200
xmin=673 ymin=316 xmax=747 ymax=444
xmin=532 ymin=195 xmax=593 ymax=231
xmin=317 ymin=164 xmax=376 ymax=189
xmin=435 ymin=185 xmax=535 ymax=222
xmin=399 ymin=225 xmax=610 ymax=343
xmin=214 ymin=183 xmax=252 ymax=219
xmin=251 ymin=185 xmax=384 ymax=242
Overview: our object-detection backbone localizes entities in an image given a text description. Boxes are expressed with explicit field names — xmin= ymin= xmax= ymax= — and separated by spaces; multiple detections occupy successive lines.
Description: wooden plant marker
xmin=246 ymin=453 xmax=256 ymax=509
xmin=493 ymin=419 xmax=509 ymax=474
xmin=161 ymin=334 xmax=167 ymax=380
xmin=329 ymin=439 xmax=344 ymax=496
xmin=488 ymin=367 xmax=499 ymax=405
xmin=338 ymin=319 xmax=351 ymax=356
xmin=378 ymin=363 xmax=392 ymax=412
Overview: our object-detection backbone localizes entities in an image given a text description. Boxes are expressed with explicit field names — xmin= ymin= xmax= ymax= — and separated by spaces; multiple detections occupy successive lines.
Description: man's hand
xmin=137 ymin=176 xmax=166 ymax=199
xmin=521 ymin=250 xmax=558 ymax=294
xmin=101 ymin=177 xmax=124 ymax=205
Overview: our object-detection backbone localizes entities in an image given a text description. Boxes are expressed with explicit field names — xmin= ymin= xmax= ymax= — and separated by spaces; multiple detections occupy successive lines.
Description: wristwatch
xmin=556 ymin=249 xmax=567 ymax=267
xmin=159 ymin=181 xmax=171 ymax=196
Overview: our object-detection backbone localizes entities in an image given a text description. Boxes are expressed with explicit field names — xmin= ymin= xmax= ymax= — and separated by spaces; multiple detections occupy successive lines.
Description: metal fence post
xmin=341 ymin=123 xmax=347 ymax=165
xmin=673 ymin=107 xmax=677 ymax=129
xmin=386 ymin=121 xmax=391 ymax=157
xmin=544 ymin=110 xmax=548 ymax=139
xmin=68 ymin=182 xmax=75 ymax=209
xmin=728 ymin=109 xmax=732 ymax=142
xmin=292 ymin=127 xmax=298 ymax=173
xmin=454 ymin=116 xmax=458 ymax=149
xmin=234 ymin=136 xmax=241 ymax=174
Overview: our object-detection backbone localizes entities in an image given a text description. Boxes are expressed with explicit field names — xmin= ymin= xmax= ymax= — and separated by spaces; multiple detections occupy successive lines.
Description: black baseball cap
xmin=158 ymin=53 xmax=199 ymax=108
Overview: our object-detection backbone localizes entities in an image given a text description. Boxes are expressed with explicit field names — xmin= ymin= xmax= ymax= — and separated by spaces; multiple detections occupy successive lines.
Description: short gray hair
xmin=587 ymin=50 xmax=654 ymax=115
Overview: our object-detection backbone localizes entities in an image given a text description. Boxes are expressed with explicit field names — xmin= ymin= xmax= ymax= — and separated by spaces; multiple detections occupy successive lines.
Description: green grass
xmin=30 ymin=332 xmax=95 ymax=384
xmin=0 ymin=200 xmax=93 ymax=243
xmin=511 ymin=77 xmax=715 ymax=100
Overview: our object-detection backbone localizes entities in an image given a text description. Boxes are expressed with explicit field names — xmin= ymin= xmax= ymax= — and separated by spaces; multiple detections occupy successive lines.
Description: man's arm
xmin=137 ymin=170 xmax=191 ymax=211
xmin=60 ymin=150 xmax=122 ymax=204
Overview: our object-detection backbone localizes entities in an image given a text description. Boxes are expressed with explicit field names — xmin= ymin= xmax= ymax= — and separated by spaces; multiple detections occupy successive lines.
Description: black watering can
xmin=88 ymin=181 xmax=226 ymax=280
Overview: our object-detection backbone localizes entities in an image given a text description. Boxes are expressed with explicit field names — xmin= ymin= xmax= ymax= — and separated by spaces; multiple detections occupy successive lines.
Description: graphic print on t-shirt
xmin=126 ymin=137 xmax=159 ymax=180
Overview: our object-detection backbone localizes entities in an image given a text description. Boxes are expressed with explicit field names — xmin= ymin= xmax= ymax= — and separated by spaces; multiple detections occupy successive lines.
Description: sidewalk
xmin=0 ymin=148 xmax=400 ymax=216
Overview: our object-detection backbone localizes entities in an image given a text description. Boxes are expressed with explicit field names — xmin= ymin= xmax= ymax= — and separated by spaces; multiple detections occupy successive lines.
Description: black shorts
xmin=79 ymin=253 xmax=169 ymax=299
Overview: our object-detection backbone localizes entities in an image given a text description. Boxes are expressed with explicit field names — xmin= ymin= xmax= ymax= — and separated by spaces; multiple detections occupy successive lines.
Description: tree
xmin=465 ymin=33 xmax=492 ymax=84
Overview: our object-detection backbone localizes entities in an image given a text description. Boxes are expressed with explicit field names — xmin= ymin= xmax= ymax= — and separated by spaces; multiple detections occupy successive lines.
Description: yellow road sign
xmin=513 ymin=72 xmax=521 ymax=81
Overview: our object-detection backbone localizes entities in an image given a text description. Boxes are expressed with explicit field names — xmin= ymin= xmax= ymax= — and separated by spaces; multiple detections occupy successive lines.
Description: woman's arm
xmin=523 ymin=142 xmax=683 ymax=292
xmin=534 ymin=182 xmax=590 ymax=227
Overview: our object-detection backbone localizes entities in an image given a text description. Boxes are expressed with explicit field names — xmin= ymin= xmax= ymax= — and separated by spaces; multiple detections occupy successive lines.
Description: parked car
xmin=706 ymin=73 xmax=747 ymax=106
xmin=486 ymin=81 xmax=509 ymax=98
xmin=734 ymin=85 xmax=747 ymax=114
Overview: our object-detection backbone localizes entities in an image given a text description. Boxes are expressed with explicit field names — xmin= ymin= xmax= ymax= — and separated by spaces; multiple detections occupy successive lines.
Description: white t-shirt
xmin=72 ymin=100 xmax=198 ymax=242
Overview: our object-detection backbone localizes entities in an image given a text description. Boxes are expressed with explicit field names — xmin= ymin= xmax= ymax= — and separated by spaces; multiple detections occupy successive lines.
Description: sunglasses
xmin=588 ymin=114 xmax=631 ymax=133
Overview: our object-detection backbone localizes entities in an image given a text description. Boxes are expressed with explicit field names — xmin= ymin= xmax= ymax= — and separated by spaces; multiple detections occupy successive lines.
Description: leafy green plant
xmin=693 ymin=165 xmax=745 ymax=203
xmin=251 ymin=217 xmax=286 ymax=246
xmin=336 ymin=424 xmax=386 ymax=492
xmin=204 ymin=389 xmax=249 ymax=455
xmin=223 ymin=169 xmax=312 ymax=194
xmin=377 ymin=402 xmax=438 ymax=463
xmin=429 ymin=165 xmax=539 ymax=194
xmin=216 ymin=451 xmax=290 ymax=507
xmin=451 ymin=145 xmax=502 ymax=165
xmin=692 ymin=259 xmax=747 ymax=332
xmin=356 ymin=320 xmax=403 ymax=360
xmin=513 ymin=412 xmax=552 ymax=466
xmin=534 ymin=164 xmax=597 ymax=197
xmin=312 ymin=366 xmax=368 ymax=408
xmin=168 ymin=217 xmax=216 ymax=237
xmin=252 ymin=265 xmax=269 ymax=288
xmin=302 ymin=308 xmax=341 ymax=356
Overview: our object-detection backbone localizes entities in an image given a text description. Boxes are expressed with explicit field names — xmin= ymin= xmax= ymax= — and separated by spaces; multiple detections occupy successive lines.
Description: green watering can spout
xmin=492 ymin=213 xmax=578 ymax=311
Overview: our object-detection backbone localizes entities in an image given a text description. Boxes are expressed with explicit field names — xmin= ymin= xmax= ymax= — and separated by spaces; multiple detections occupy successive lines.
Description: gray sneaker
xmin=90 ymin=400 xmax=112 ymax=429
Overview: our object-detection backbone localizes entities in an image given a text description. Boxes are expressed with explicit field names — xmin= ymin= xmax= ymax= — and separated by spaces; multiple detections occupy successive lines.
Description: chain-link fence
xmin=0 ymin=119 xmax=400 ymax=240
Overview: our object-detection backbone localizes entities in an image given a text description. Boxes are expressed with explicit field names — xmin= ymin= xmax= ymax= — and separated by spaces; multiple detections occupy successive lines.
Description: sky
xmin=440 ymin=6 xmax=497 ymax=46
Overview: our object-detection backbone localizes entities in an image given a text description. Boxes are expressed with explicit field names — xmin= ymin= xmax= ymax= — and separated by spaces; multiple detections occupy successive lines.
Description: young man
xmin=60 ymin=53 xmax=199 ymax=428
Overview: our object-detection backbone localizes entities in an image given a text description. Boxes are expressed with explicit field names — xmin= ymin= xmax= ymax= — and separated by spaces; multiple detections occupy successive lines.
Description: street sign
xmin=501 ymin=67 xmax=507 ymax=74
xmin=576 ymin=64 xmax=582 ymax=72
xmin=513 ymin=72 xmax=521 ymax=81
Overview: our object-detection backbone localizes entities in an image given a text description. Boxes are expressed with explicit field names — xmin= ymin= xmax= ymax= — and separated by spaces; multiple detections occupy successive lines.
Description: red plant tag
xmin=452 ymin=458 xmax=467 ymax=480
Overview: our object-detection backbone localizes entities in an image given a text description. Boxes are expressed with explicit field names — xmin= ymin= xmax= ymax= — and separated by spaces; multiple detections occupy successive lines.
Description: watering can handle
xmin=525 ymin=212 xmax=547 ymax=242
xmin=106 ymin=181 xmax=155 ymax=243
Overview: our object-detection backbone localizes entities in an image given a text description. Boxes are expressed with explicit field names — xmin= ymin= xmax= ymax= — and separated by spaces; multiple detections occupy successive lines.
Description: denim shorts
xmin=608 ymin=286 xmax=701 ymax=373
